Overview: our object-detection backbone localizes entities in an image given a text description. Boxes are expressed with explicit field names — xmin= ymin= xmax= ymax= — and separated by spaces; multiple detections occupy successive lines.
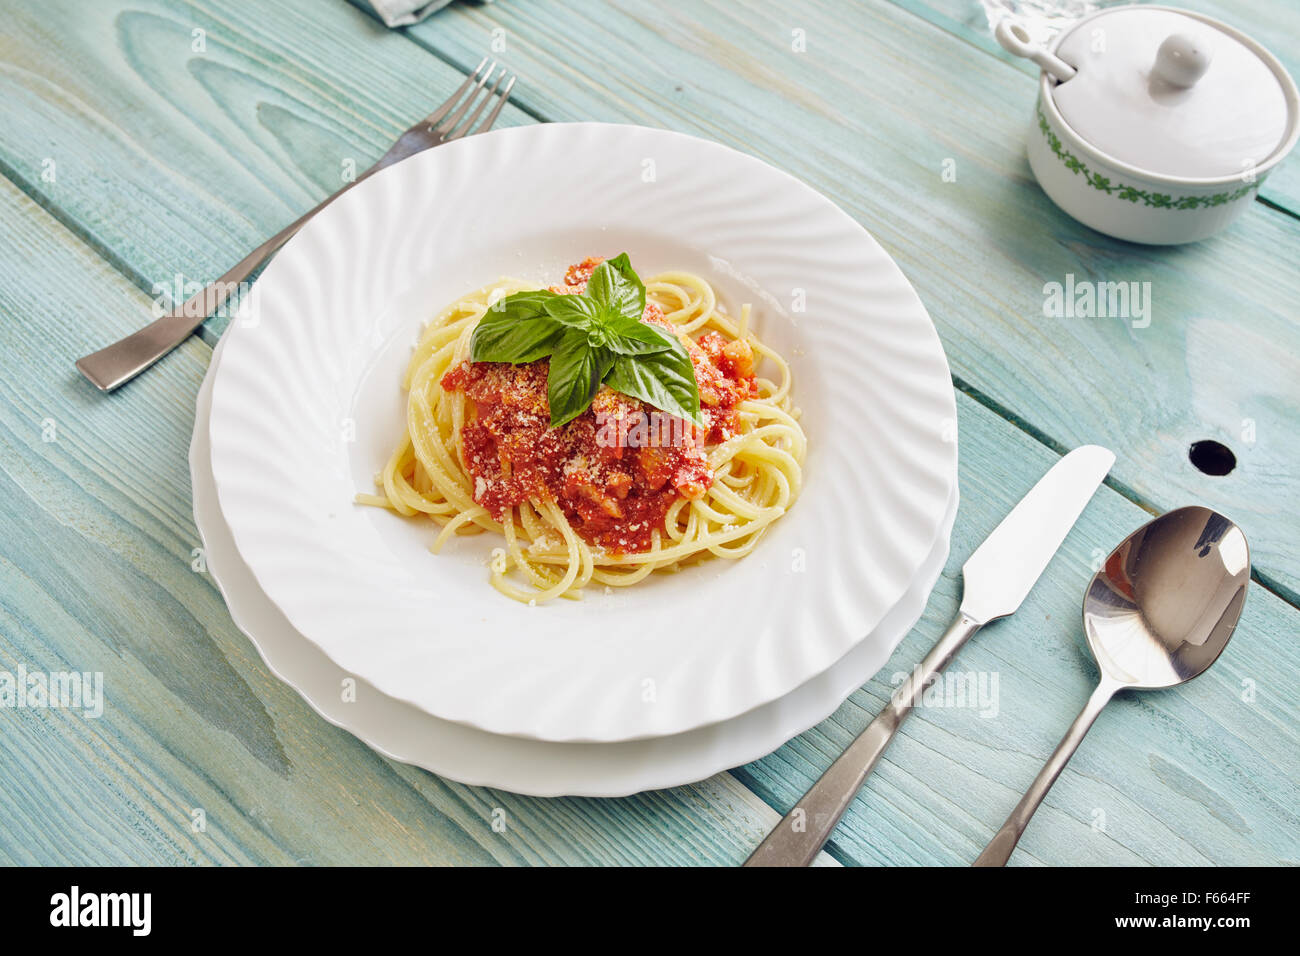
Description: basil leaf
xmin=604 ymin=314 xmax=677 ymax=355
xmin=547 ymin=328 xmax=615 ymax=428
xmin=604 ymin=341 xmax=703 ymax=426
xmin=463 ymin=258 xmax=676 ymax=428
xmin=543 ymin=294 xmax=603 ymax=329
xmin=487 ymin=289 xmax=555 ymax=316
xmin=470 ymin=292 xmax=564 ymax=363
xmin=586 ymin=253 xmax=645 ymax=320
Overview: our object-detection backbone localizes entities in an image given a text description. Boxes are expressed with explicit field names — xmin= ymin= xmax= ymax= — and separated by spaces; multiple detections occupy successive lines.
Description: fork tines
xmin=422 ymin=58 xmax=516 ymax=143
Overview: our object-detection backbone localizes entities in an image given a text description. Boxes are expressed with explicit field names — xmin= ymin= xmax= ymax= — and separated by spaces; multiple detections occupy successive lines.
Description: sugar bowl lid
xmin=998 ymin=6 xmax=1299 ymax=181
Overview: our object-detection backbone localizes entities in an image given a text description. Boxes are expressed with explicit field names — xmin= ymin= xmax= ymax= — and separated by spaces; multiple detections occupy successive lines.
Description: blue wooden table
xmin=1 ymin=0 xmax=1297 ymax=866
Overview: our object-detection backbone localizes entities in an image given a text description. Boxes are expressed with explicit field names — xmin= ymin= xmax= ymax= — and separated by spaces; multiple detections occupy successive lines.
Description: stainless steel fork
xmin=76 ymin=59 xmax=516 ymax=392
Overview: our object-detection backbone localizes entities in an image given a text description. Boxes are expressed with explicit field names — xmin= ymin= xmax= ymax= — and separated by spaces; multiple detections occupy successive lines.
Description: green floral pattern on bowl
xmin=1036 ymin=107 xmax=1260 ymax=209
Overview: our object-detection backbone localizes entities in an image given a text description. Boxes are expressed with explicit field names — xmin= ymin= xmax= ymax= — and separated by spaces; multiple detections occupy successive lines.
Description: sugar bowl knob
xmin=1153 ymin=33 xmax=1213 ymax=88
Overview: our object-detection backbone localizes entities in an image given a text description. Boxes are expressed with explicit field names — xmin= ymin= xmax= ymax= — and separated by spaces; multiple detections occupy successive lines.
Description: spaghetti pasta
xmin=358 ymin=261 xmax=805 ymax=603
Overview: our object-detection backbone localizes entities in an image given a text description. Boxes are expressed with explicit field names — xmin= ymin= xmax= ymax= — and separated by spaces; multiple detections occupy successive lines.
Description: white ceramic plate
xmin=208 ymin=122 xmax=957 ymax=742
xmin=194 ymin=332 xmax=958 ymax=795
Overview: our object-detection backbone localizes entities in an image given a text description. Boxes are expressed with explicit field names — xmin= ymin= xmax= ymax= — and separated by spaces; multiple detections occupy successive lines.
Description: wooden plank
xmin=887 ymin=0 xmax=1300 ymax=216
xmin=3 ymin=167 xmax=1295 ymax=866
xmin=4 ymin=0 xmax=1297 ymax=597
xmin=0 ymin=0 xmax=532 ymax=346
xmin=396 ymin=0 xmax=1300 ymax=603
xmin=2 ymin=0 xmax=1296 ymax=866
xmin=736 ymin=389 xmax=1300 ymax=865
xmin=0 ymin=175 xmax=839 ymax=866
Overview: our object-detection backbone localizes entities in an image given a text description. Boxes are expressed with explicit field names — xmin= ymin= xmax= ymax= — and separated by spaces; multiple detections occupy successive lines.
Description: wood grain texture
xmin=0 ymin=0 xmax=1297 ymax=868
xmin=398 ymin=0 xmax=1300 ymax=603
xmin=0 ymin=177 xmax=839 ymax=866
xmin=888 ymin=0 xmax=1300 ymax=215
xmin=4 ymin=0 xmax=1297 ymax=598
xmin=2 ymin=162 xmax=1295 ymax=866
xmin=0 ymin=0 xmax=533 ymax=346
xmin=736 ymin=392 xmax=1300 ymax=866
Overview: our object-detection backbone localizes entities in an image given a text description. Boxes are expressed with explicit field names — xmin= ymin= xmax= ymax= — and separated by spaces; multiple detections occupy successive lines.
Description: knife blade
xmin=960 ymin=444 xmax=1116 ymax=624
xmin=744 ymin=444 xmax=1115 ymax=867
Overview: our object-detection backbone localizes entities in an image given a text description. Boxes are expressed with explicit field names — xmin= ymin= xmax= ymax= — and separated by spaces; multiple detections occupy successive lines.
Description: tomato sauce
xmin=439 ymin=257 xmax=757 ymax=553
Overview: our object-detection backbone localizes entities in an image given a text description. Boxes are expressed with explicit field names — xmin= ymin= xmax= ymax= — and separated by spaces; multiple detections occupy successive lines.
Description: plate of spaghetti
xmin=208 ymin=123 xmax=957 ymax=742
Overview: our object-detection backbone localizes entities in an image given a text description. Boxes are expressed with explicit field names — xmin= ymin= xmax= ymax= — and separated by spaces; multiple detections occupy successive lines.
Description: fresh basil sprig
xmin=468 ymin=254 xmax=703 ymax=428
xmin=470 ymin=291 xmax=564 ymax=363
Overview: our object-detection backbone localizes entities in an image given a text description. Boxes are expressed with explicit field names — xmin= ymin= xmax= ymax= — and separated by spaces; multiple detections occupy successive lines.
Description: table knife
xmin=744 ymin=444 xmax=1116 ymax=867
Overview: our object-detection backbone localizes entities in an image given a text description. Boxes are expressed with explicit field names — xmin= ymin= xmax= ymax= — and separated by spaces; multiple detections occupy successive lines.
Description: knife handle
xmin=744 ymin=611 xmax=982 ymax=867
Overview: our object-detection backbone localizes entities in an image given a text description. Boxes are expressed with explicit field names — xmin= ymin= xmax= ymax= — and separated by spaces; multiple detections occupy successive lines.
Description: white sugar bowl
xmin=996 ymin=5 xmax=1299 ymax=244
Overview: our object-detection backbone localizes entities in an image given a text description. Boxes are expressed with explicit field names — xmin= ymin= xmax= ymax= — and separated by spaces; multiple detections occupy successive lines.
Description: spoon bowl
xmin=1084 ymin=505 xmax=1250 ymax=689
xmin=975 ymin=505 xmax=1249 ymax=865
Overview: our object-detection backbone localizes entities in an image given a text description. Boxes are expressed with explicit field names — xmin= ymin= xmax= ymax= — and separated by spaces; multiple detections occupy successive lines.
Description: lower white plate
xmin=192 ymin=334 xmax=957 ymax=796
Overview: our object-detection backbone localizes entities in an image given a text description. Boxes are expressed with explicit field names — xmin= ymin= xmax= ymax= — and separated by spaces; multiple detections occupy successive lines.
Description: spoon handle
xmin=993 ymin=18 xmax=1078 ymax=83
xmin=974 ymin=677 xmax=1119 ymax=866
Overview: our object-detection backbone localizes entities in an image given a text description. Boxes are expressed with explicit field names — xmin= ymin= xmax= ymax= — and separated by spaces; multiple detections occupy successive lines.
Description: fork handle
xmin=744 ymin=612 xmax=982 ymax=867
xmin=74 ymin=208 xmax=311 ymax=391
xmin=973 ymin=677 xmax=1118 ymax=866
xmin=75 ymin=165 xmax=378 ymax=392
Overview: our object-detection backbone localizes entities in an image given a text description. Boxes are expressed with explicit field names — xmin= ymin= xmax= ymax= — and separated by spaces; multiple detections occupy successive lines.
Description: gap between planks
xmin=4 ymin=6 xmax=1295 ymax=612
xmin=383 ymin=19 xmax=1300 ymax=614
xmin=7 ymin=3 xmax=1292 ymax=862
xmin=881 ymin=0 xmax=1300 ymax=222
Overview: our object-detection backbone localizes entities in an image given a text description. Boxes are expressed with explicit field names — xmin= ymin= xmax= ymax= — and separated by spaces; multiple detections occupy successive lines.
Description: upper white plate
xmin=208 ymin=122 xmax=957 ymax=742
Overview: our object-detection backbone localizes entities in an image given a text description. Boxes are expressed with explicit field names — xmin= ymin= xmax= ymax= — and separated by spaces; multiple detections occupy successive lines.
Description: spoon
xmin=974 ymin=506 xmax=1250 ymax=866
xmin=994 ymin=17 xmax=1077 ymax=83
